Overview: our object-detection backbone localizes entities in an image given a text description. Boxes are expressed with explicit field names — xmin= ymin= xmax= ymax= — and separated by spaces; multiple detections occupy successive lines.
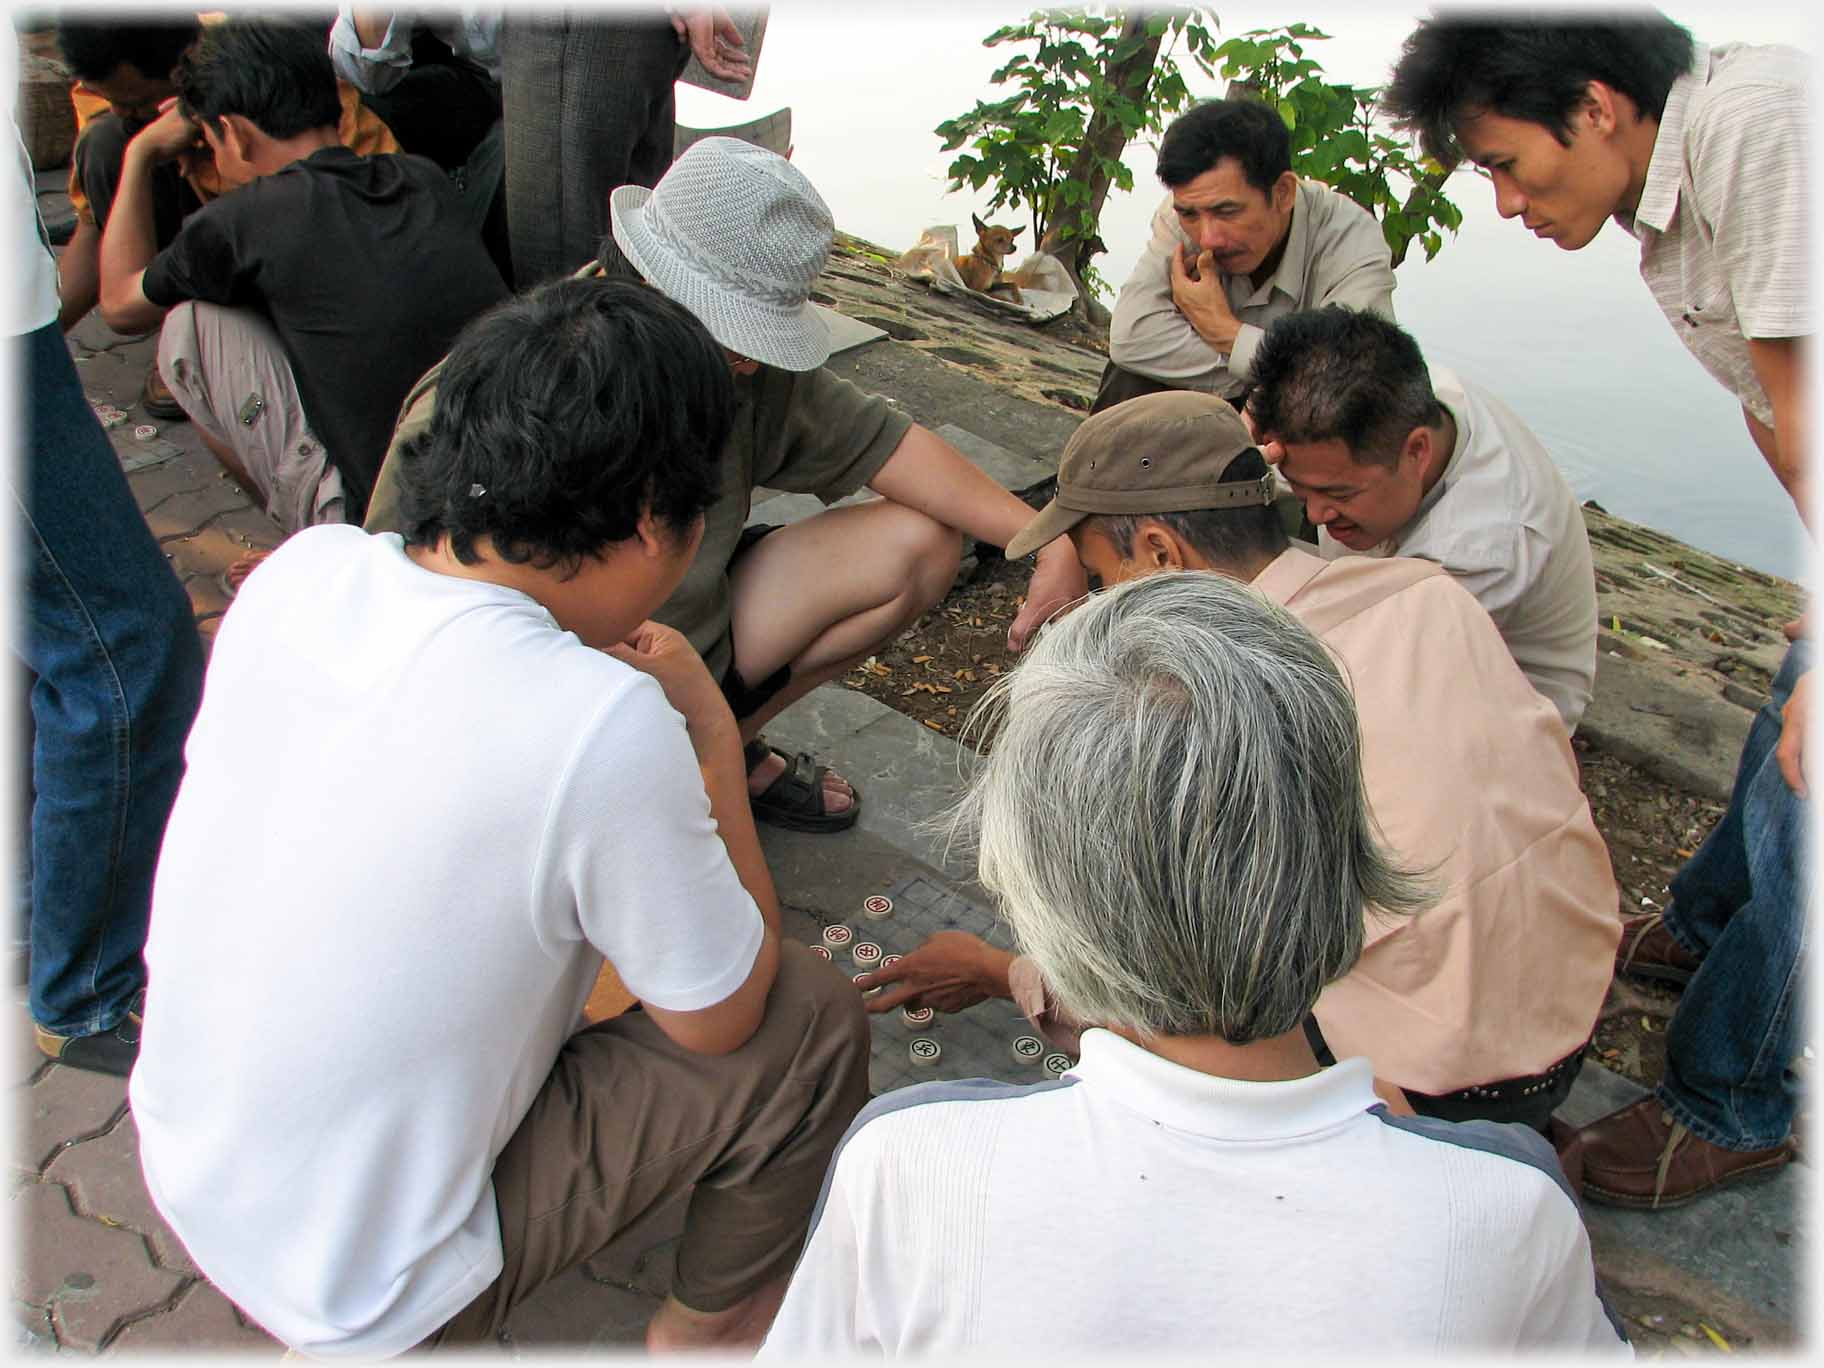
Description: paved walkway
xmin=13 ymin=177 xmax=1801 ymax=1356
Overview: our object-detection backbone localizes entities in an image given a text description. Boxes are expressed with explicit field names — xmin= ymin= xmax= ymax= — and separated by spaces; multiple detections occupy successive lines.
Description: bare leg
xmin=729 ymin=498 xmax=962 ymax=811
xmin=645 ymin=1276 xmax=790 ymax=1353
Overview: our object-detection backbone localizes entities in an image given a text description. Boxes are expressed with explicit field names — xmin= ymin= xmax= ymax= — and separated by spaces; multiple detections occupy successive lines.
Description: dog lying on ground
xmin=954 ymin=214 xmax=1024 ymax=304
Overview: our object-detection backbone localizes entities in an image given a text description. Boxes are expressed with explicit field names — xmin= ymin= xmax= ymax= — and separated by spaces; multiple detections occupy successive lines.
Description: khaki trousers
xmin=156 ymin=301 xmax=346 ymax=533
xmin=432 ymin=941 xmax=871 ymax=1344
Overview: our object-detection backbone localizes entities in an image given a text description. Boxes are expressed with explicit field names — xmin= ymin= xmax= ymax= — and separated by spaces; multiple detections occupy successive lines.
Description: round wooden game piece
xmin=862 ymin=894 xmax=894 ymax=919
xmin=902 ymin=1005 xmax=935 ymax=1031
xmin=852 ymin=941 xmax=883 ymax=967
xmin=1042 ymin=1052 xmax=1073 ymax=1078
xmin=880 ymin=954 xmax=902 ymax=971
xmin=852 ymin=973 xmax=879 ymax=996
xmin=809 ymin=945 xmax=832 ymax=961
xmin=821 ymin=924 xmax=853 ymax=949
xmin=909 ymin=1036 xmax=942 ymax=1067
xmin=133 ymin=424 xmax=158 ymax=441
xmin=1010 ymin=1035 xmax=1046 ymax=1064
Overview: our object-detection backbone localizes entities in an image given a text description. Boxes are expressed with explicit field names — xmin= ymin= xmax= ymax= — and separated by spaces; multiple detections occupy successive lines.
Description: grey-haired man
xmin=862 ymin=392 xmax=1621 ymax=1136
xmin=364 ymin=137 xmax=1086 ymax=832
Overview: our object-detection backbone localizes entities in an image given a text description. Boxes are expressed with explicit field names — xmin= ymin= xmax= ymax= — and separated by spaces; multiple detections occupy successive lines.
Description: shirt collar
xmin=1249 ymin=543 xmax=1327 ymax=607
xmin=1411 ymin=366 xmax=1467 ymax=522
xmin=1626 ymin=41 xmax=1709 ymax=236
xmin=1067 ymin=1029 xmax=1381 ymax=1139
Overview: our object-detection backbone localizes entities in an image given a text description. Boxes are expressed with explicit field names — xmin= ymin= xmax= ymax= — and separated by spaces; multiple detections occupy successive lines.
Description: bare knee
xmin=881 ymin=504 xmax=963 ymax=610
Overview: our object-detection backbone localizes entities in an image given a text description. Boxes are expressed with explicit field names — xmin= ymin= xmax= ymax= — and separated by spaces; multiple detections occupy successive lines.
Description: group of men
xmin=9 ymin=5 xmax=1807 ymax=1358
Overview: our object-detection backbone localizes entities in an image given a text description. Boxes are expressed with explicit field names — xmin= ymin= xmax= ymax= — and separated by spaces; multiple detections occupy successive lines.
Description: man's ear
xmin=1580 ymin=80 xmax=1626 ymax=136
xmin=1398 ymin=424 xmax=1430 ymax=472
xmin=634 ymin=507 xmax=667 ymax=559
xmin=1271 ymin=169 xmax=1298 ymax=214
xmin=211 ymin=112 xmax=259 ymax=164
xmin=1137 ymin=522 xmax=1187 ymax=572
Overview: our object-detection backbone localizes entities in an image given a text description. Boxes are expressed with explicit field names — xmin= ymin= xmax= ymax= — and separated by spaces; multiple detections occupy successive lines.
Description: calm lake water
xmin=680 ymin=1 xmax=1813 ymax=582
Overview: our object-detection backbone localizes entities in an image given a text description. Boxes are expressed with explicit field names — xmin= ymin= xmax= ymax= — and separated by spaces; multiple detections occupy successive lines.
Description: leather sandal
xmin=744 ymin=738 xmax=860 ymax=833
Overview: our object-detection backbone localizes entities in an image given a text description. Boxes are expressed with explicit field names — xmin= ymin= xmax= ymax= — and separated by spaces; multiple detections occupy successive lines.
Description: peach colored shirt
xmin=1015 ymin=548 xmax=1619 ymax=1096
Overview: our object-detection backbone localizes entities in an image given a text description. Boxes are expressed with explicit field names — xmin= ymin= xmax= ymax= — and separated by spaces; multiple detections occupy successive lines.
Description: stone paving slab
xmin=44 ymin=1112 xmax=197 ymax=1275
xmin=12 ymin=1179 xmax=188 ymax=1353
xmin=1580 ymin=650 xmax=1754 ymax=805
xmin=105 ymin=1278 xmax=280 ymax=1353
xmin=20 ymin=1061 xmax=127 ymax=1176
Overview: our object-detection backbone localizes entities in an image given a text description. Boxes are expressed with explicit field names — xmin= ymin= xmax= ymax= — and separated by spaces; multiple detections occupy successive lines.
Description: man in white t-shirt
xmin=130 ymin=278 xmax=871 ymax=1357
xmin=1246 ymin=305 xmax=1597 ymax=733
xmin=760 ymin=571 xmax=1627 ymax=1356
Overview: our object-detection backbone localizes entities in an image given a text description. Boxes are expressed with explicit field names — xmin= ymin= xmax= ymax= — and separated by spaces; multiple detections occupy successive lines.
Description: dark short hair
xmin=56 ymin=16 xmax=201 ymax=84
xmin=1383 ymin=11 xmax=1696 ymax=167
xmin=173 ymin=17 xmax=342 ymax=141
xmin=397 ymin=278 xmax=735 ymax=571
xmin=1155 ymin=99 xmax=1292 ymax=194
xmin=1091 ymin=449 xmax=1289 ymax=571
xmin=1246 ymin=308 xmax=1443 ymax=468
xmin=594 ymin=231 xmax=642 ymax=281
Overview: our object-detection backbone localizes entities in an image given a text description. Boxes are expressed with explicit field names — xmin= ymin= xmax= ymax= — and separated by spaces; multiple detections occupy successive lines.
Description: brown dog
xmin=954 ymin=214 xmax=1024 ymax=304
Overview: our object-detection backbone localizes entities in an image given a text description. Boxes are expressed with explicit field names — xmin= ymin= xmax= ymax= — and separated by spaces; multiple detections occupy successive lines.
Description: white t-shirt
xmin=761 ymin=1032 xmax=1628 ymax=1356
xmin=130 ymin=527 xmax=764 ymax=1358
xmin=7 ymin=38 xmax=61 ymax=336
xmin=1320 ymin=367 xmax=1597 ymax=733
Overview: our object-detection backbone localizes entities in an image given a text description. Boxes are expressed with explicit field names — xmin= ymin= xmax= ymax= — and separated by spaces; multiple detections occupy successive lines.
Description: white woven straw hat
xmin=610 ymin=138 xmax=834 ymax=372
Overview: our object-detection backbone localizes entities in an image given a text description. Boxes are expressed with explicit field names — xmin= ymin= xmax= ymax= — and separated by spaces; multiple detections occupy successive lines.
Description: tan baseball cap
xmin=1006 ymin=391 xmax=1274 ymax=559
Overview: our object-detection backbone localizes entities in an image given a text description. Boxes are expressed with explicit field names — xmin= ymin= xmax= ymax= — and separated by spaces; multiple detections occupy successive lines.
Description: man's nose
xmin=1492 ymin=173 xmax=1526 ymax=221
xmin=1196 ymin=222 xmax=1230 ymax=253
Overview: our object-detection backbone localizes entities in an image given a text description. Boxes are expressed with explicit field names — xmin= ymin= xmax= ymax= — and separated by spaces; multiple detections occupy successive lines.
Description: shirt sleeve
xmin=534 ymin=672 xmax=764 ymax=1013
xmin=758 ymin=366 xmax=913 ymax=500
xmin=1108 ymin=195 xmax=1230 ymax=391
xmin=328 ymin=8 xmax=414 ymax=95
xmin=1687 ymin=76 xmax=1810 ymax=339
xmin=140 ymin=196 xmax=257 ymax=309
xmin=755 ymin=1152 xmax=869 ymax=1356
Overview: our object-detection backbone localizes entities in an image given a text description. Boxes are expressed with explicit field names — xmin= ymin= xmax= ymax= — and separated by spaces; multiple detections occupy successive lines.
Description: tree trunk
xmin=1038 ymin=10 xmax=1167 ymax=328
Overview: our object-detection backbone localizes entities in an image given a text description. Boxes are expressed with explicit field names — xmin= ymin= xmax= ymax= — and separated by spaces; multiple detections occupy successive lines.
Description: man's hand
xmin=606 ymin=621 xmax=737 ymax=742
xmin=671 ymin=9 xmax=753 ymax=82
xmin=1007 ymin=539 xmax=1088 ymax=653
xmin=1777 ymin=668 xmax=1812 ymax=799
xmin=130 ymin=98 xmax=204 ymax=165
xmin=1169 ymin=245 xmax=1242 ymax=356
xmin=854 ymin=930 xmax=1015 ymax=1014
xmin=1242 ymin=401 xmax=1287 ymax=466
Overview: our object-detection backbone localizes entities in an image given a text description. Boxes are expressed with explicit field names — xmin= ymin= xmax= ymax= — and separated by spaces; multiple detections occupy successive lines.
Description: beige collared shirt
xmin=1619 ymin=42 xmax=1811 ymax=426
xmin=1014 ymin=548 xmax=1619 ymax=1096
xmin=1108 ymin=178 xmax=1396 ymax=397
xmin=1318 ymin=369 xmax=1597 ymax=734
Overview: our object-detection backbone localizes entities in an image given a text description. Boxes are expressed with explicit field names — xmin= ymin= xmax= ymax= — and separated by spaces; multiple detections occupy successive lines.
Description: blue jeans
xmin=1658 ymin=640 xmax=1810 ymax=1150
xmin=9 ymin=322 xmax=203 ymax=1037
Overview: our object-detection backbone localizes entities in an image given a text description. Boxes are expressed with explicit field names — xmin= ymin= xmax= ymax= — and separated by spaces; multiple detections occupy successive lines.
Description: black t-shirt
xmin=143 ymin=146 xmax=507 ymax=518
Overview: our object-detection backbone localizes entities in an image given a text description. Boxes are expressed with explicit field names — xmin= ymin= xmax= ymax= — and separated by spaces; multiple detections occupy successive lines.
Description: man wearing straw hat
xmin=365 ymin=137 xmax=1087 ymax=834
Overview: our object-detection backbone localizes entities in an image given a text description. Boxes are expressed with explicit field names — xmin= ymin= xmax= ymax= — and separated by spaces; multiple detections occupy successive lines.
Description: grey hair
xmin=947 ymin=571 xmax=1432 ymax=1044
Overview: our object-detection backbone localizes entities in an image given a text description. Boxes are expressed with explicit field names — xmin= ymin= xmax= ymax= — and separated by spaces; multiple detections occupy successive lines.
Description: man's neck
xmin=1107 ymin=1019 xmax=1325 ymax=1084
xmin=1248 ymin=204 xmax=1294 ymax=290
xmin=1615 ymin=113 xmax=1664 ymax=216
xmin=403 ymin=537 xmax=645 ymax=647
xmin=251 ymin=126 xmax=340 ymax=177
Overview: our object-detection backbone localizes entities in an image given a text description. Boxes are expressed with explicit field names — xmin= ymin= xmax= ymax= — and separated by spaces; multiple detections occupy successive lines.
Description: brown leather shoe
xmin=140 ymin=364 xmax=189 ymax=422
xmin=1578 ymin=1096 xmax=1791 ymax=1209
xmin=1614 ymin=911 xmax=1700 ymax=987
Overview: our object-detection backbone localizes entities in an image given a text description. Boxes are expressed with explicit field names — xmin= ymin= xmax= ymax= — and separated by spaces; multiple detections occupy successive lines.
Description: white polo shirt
xmin=761 ymin=1032 xmax=1627 ymax=1356
xmin=1319 ymin=367 xmax=1597 ymax=733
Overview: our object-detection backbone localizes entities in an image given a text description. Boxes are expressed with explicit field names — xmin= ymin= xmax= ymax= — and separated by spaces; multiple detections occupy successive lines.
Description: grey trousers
xmin=498 ymin=10 xmax=690 ymax=288
xmin=432 ymin=942 xmax=872 ymax=1342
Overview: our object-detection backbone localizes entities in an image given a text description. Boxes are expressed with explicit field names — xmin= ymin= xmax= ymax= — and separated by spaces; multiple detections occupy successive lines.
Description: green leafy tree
xmin=1214 ymin=23 xmax=1461 ymax=267
xmin=936 ymin=7 xmax=1221 ymax=324
xmin=935 ymin=12 xmax=1463 ymax=325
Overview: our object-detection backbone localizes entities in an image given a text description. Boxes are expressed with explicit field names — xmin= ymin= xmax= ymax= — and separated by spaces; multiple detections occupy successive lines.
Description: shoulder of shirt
xmin=1296 ymin=177 xmax=1379 ymax=230
xmin=1367 ymin=1108 xmax=1582 ymax=1212
xmin=836 ymin=1076 xmax=1079 ymax=1156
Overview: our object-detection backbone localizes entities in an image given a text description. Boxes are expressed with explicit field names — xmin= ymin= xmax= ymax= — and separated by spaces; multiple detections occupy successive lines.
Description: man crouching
xmin=130 ymin=279 xmax=871 ymax=1356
